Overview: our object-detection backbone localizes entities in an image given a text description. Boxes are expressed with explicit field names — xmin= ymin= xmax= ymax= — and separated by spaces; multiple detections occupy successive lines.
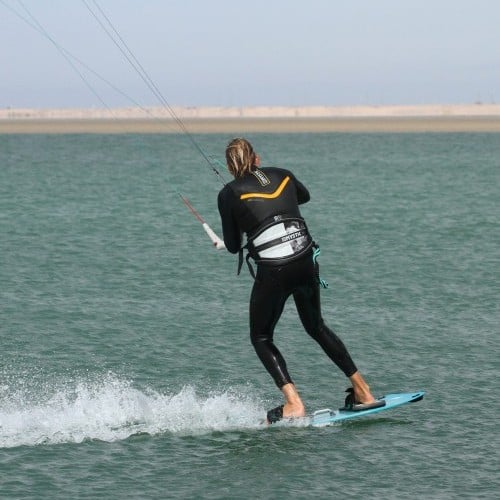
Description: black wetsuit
xmin=218 ymin=166 xmax=357 ymax=388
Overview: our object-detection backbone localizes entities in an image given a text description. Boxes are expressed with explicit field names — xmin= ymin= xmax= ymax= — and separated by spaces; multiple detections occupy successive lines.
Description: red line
xmin=179 ymin=194 xmax=205 ymax=224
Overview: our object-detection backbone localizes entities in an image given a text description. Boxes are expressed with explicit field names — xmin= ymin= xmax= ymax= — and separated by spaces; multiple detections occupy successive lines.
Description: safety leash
xmin=312 ymin=246 xmax=329 ymax=289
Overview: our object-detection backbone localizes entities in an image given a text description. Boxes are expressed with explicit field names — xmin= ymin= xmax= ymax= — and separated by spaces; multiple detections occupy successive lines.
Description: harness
xmin=237 ymin=221 xmax=328 ymax=288
xmin=238 ymin=214 xmax=321 ymax=280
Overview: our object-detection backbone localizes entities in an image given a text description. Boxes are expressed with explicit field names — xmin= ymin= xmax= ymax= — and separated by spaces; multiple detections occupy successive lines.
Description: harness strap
xmin=237 ymin=248 xmax=244 ymax=275
xmin=246 ymin=253 xmax=256 ymax=279
xmin=237 ymin=246 xmax=256 ymax=279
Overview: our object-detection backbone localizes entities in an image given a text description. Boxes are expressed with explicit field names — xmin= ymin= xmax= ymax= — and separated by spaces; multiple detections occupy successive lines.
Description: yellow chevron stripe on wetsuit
xmin=239 ymin=176 xmax=290 ymax=200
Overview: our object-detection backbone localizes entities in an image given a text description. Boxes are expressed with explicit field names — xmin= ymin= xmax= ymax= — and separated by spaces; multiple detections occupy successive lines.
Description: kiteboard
xmin=310 ymin=391 xmax=425 ymax=427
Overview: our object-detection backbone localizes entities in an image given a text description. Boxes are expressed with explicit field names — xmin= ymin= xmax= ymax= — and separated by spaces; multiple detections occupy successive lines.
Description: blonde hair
xmin=225 ymin=138 xmax=257 ymax=178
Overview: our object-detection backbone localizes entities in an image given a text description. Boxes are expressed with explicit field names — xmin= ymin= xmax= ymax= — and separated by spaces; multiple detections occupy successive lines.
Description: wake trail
xmin=0 ymin=374 xmax=266 ymax=448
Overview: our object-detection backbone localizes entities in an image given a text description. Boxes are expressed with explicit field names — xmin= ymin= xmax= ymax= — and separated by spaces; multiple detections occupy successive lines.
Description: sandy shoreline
xmin=1 ymin=105 xmax=500 ymax=133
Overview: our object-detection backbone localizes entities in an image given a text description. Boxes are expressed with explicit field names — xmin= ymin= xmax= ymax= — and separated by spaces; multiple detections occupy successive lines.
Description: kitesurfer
xmin=217 ymin=138 xmax=384 ymax=423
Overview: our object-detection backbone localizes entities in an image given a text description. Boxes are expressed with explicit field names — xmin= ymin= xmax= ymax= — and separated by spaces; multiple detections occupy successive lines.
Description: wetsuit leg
xmin=292 ymin=259 xmax=358 ymax=378
xmin=249 ymin=266 xmax=293 ymax=388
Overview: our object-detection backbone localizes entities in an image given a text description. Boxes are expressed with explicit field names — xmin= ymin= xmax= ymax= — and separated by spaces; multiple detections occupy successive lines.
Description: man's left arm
xmin=217 ymin=188 xmax=242 ymax=254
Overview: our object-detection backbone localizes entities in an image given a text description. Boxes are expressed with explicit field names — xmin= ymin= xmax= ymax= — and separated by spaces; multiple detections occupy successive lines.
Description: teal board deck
xmin=311 ymin=391 xmax=425 ymax=426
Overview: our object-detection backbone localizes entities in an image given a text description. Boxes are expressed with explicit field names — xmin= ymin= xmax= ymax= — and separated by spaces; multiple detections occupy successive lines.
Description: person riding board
xmin=217 ymin=138 xmax=384 ymax=423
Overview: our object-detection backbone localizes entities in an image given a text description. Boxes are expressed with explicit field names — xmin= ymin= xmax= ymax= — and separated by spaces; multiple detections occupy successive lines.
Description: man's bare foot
xmin=283 ymin=401 xmax=306 ymax=419
xmin=349 ymin=371 xmax=377 ymax=404
xmin=281 ymin=383 xmax=306 ymax=418
xmin=353 ymin=389 xmax=376 ymax=404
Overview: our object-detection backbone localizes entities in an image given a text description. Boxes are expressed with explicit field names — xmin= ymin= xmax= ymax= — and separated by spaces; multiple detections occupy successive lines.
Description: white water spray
xmin=0 ymin=374 xmax=266 ymax=449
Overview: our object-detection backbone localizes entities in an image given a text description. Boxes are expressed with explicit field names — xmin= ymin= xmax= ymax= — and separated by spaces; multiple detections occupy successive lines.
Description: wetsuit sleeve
xmin=217 ymin=187 xmax=242 ymax=254
xmin=292 ymin=173 xmax=310 ymax=205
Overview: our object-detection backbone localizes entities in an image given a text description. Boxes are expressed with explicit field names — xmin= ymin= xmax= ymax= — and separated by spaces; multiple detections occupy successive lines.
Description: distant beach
xmin=1 ymin=104 xmax=500 ymax=133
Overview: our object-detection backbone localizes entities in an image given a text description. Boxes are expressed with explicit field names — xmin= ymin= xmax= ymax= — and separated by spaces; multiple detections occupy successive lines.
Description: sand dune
xmin=1 ymin=104 xmax=500 ymax=133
